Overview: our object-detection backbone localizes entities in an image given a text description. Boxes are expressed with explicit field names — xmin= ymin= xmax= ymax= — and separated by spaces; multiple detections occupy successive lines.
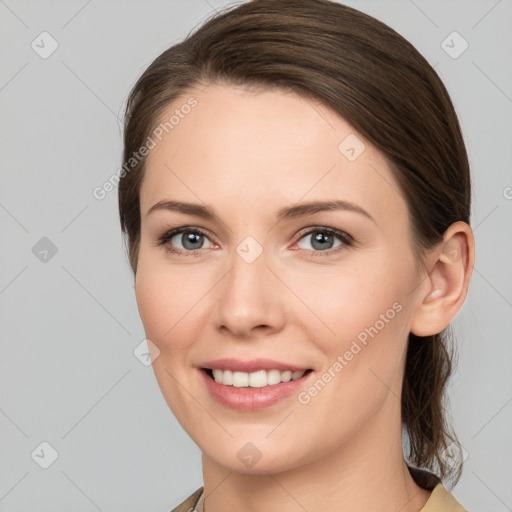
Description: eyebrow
xmin=146 ymin=199 xmax=375 ymax=223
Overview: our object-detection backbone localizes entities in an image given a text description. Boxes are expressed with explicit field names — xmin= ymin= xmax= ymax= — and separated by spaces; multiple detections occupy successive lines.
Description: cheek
xmin=134 ymin=269 xmax=168 ymax=343
xmin=134 ymin=263 xmax=205 ymax=421
xmin=134 ymin=257 xmax=216 ymax=355
xmin=296 ymin=260 xmax=407 ymax=342
xmin=289 ymin=270 xmax=410 ymax=442
xmin=295 ymin=256 xmax=413 ymax=396
xmin=135 ymin=263 xmax=187 ymax=351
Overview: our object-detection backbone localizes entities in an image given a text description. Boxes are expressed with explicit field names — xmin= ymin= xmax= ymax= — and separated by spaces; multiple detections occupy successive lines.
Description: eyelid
xmin=294 ymin=225 xmax=354 ymax=243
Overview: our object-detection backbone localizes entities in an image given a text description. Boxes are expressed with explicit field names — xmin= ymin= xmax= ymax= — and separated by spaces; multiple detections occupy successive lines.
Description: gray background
xmin=1 ymin=0 xmax=511 ymax=510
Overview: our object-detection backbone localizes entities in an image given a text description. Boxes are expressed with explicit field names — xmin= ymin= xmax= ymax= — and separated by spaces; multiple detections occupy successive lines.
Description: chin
xmin=199 ymin=435 xmax=315 ymax=476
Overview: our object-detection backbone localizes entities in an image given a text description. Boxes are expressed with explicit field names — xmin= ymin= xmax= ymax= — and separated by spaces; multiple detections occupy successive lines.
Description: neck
xmin=200 ymin=397 xmax=432 ymax=512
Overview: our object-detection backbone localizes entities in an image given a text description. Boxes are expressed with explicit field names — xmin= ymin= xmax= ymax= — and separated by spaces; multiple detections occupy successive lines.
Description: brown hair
xmin=119 ymin=0 xmax=470 ymax=485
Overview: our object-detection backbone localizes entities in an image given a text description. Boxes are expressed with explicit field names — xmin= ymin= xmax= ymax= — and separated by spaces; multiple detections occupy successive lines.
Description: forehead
xmin=140 ymin=83 xmax=407 ymax=224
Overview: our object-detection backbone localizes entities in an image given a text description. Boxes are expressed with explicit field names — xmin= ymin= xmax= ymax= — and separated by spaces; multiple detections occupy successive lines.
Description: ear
xmin=410 ymin=221 xmax=475 ymax=336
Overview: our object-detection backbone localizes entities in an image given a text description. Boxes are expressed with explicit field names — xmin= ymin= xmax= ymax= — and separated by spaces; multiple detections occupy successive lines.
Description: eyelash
xmin=156 ymin=226 xmax=355 ymax=257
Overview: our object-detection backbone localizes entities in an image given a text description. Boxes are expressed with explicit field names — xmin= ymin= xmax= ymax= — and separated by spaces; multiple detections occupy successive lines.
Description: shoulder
xmin=408 ymin=465 xmax=467 ymax=511
xmin=420 ymin=482 xmax=467 ymax=512
xmin=167 ymin=479 xmax=468 ymax=511
xmin=170 ymin=487 xmax=204 ymax=512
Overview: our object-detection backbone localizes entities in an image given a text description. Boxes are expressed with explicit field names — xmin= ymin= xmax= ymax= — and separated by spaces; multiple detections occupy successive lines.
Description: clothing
xmin=170 ymin=466 xmax=467 ymax=512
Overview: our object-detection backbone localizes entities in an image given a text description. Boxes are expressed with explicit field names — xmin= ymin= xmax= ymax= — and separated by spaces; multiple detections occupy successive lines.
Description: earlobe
xmin=410 ymin=221 xmax=475 ymax=337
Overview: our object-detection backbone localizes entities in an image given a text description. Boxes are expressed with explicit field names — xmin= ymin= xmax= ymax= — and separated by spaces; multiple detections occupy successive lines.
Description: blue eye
xmin=157 ymin=226 xmax=353 ymax=256
xmin=158 ymin=227 xmax=214 ymax=256
xmin=294 ymin=227 xmax=353 ymax=255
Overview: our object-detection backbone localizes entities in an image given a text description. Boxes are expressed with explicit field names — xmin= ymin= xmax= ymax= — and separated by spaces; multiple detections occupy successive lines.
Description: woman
xmin=118 ymin=1 xmax=474 ymax=510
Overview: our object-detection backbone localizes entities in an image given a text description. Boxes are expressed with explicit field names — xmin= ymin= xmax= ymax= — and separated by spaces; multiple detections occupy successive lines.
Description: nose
xmin=213 ymin=247 xmax=286 ymax=339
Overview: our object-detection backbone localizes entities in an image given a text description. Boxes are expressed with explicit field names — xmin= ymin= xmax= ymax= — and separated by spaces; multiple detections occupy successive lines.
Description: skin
xmin=135 ymin=83 xmax=474 ymax=511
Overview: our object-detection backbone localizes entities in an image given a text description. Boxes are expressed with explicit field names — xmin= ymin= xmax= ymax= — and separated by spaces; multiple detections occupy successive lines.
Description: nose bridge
xmin=214 ymin=236 xmax=284 ymax=337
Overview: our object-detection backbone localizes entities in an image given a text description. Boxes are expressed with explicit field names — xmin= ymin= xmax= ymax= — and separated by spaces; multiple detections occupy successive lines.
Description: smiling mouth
xmin=202 ymin=368 xmax=313 ymax=388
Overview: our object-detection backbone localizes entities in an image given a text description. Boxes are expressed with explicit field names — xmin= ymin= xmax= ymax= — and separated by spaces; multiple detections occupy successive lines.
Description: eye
xmin=157 ymin=227 xmax=216 ymax=256
xmin=293 ymin=227 xmax=353 ymax=255
xmin=157 ymin=225 xmax=354 ymax=257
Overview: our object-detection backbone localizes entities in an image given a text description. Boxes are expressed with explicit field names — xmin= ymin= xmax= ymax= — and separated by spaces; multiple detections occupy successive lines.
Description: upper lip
xmin=199 ymin=358 xmax=311 ymax=373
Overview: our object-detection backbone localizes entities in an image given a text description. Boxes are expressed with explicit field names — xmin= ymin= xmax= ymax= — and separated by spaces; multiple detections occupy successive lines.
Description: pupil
xmin=183 ymin=232 xmax=202 ymax=250
xmin=312 ymin=231 xmax=333 ymax=250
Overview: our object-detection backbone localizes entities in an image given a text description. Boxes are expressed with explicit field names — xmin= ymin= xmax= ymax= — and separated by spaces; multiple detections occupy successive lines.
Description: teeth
xmin=210 ymin=368 xmax=307 ymax=387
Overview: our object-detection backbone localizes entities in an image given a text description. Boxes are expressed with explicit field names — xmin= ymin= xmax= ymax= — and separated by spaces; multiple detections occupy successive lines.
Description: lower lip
xmin=200 ymin=369 xmax=313 ymax=411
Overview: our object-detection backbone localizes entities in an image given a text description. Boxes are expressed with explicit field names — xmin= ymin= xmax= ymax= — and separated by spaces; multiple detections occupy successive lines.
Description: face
xmin=135 ymin=83 xmax=426 ymax=474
